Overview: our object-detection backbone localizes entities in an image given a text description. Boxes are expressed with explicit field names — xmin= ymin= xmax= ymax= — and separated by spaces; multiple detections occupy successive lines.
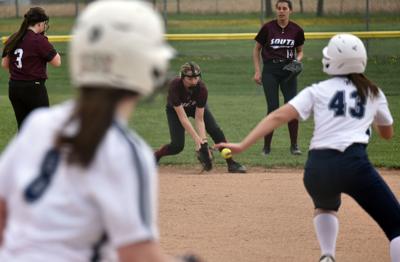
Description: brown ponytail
xmin=347 ymin=73 xmax=379 ymax=102
xmin=3 ymin=7 xmax=49 ymax=55
xmin=55 ymin=88 xmax=138 ymax=168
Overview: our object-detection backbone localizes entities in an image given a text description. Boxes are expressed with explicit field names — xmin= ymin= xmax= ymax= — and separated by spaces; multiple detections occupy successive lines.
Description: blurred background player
xmin=1 ymin=7 xmax=61 ymax=130
xmin=0 ymin=1 xmax=201 ymax=261
xmin=217 ymin=33 xmax=400 ymax=262
xmin=252 ymin=0 xmax=304 ymax=156
xmin=155 ymin=62 xmax=246 ymax=173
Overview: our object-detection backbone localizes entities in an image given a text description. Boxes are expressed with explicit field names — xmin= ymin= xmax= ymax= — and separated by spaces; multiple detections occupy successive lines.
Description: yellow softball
xmin=221 ymin=148 xmax=232 ymax=159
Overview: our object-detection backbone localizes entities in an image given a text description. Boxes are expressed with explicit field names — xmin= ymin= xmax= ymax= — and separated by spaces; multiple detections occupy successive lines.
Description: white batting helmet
xmin=322 ymin=33 xmax=367 ymax=75
xmin=69 ymin=0 xmax=174 ymax=96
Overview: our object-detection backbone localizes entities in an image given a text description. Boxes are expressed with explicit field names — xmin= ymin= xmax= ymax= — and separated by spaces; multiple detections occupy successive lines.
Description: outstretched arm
xmin=118 ymin=241 xmax=167 ymax=262
xmin=118 ymin=241 xmax=203 ymax=262
xmin=194 ymin=107 xmax=207 ymax=143
xmin=216 ymin=104 xmax=299 ymax=154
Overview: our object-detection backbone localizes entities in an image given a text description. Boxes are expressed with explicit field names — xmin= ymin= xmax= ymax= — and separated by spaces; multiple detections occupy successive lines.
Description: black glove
xmin=282 ymin=60 xmax=303 ymax=82
xmin=196 ymin=142 xmax=212 ymax=171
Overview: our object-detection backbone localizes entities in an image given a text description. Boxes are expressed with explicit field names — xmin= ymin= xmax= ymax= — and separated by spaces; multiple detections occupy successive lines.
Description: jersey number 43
xmin=329 ymin=90 xmax=366 ymax=119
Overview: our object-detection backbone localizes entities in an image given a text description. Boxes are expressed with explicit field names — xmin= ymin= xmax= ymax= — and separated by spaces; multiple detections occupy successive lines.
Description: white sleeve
xmin=288 ymin=86 xmax=314 ymax=121
xmin=373 ymin=90 xmax=393 ymax=126
xmin=90 ymin=137 xmax=159 ymax=248
xmin=0 ymin=111 xmax=39 ymax=199
xmin=0 ymin=136 xmax=19 ymax=199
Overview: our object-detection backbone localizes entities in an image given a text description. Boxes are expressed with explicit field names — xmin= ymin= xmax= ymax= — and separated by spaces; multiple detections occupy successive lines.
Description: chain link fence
xmin=0 ymin=0 xmax=85 ymax=17
xmin=0 ymin=0 xmax=400 ymax=18
xmin=155 ymin=0 xmax=400 ymax=15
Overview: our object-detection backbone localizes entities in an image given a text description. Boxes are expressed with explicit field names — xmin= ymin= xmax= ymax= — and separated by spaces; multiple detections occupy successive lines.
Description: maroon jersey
xmin=3 ymin=30 xmax=57 ymax=81
xmin=255 ymin=20 xmax=305 ymax=63
xmin=167 ymin=77 xmax=208 ymax=112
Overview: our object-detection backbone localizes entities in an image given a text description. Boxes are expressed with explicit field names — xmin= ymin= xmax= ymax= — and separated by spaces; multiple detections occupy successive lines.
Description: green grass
xmin=0 ymin=14 xmax=399 ymax=168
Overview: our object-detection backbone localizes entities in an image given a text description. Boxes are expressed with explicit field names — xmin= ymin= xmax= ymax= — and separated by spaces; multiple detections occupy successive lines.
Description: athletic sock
xmin=263 ymin=132 xmax=273 ymax=150
xmin=154 ymin=145 xmax=170 ymax=162
xmin=390 ymin=236 xmax=400 ymax=262
xmin=313 ymin=213 xmax=338 ymax=257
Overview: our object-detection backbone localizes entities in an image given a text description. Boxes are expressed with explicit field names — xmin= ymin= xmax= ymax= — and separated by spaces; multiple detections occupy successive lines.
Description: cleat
xmin=154 ymin=153 xmax=161 ymax=164
xmin=290 ymin=144 xmax=302 ymax=155
xmin=261 ymin=147 xmax=271 ymax=156
xmin=227 ymin=161 xmax=247 ymax=173
xmin=319 ymin=254 xmax=335 ymax=262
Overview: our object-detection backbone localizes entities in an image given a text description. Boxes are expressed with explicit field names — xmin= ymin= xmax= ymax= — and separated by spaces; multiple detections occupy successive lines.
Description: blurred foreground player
xmin=0 ymin=1 xmax=202 ymax=261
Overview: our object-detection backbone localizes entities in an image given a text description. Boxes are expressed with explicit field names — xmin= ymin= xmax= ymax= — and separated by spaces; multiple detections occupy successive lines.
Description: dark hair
xmin=276 ymin=0 xmax=293 ymax=10
xmin=348 ymin=73 xmax=379 ymax=102
xmin=3 ymin=7 xmax=49 ymax=55
xmin=55 ymin=87 xmax=138 ymax=167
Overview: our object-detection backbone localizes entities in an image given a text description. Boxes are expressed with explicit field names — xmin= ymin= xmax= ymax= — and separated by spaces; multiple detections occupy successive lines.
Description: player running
xmin=217 ymin=33 xmax=400 ymax=262
xmin=0 ymin=1 xmax=201 ymax=261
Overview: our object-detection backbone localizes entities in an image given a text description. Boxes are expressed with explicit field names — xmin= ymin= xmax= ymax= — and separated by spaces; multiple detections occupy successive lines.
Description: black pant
xmin=9 ymin=80 xmax=49 ymax=129
xmin=156 ymin=105 xmax=226 ymax=158
xmin=261 ymin=60 xmax=299 ymax=149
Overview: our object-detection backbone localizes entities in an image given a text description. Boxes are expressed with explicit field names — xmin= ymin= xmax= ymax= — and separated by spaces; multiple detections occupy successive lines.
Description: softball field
xmin=159 ymin=167 xmax=400 ymax=261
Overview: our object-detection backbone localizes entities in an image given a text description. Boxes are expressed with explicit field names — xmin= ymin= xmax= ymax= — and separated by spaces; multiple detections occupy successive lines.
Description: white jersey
xmin=289 ymin=76 xmax=393 ymax=151
xmin=0 ymin=101 xmax=159 ymax=262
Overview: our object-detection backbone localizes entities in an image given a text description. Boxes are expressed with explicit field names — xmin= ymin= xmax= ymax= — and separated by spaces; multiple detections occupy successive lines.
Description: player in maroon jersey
xmin=1 ymin=7 xmax=61 ymax=130
xmin=155 ymin=62 xmax=246 ymax=173
xmin=253 ymin=0 xmax=304 ymax=156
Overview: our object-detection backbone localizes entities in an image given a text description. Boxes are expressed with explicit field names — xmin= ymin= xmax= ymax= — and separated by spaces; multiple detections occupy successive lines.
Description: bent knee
xmin=386 ymin=227 xmax=400 ymax=241
xmin=168 ymin=144 xmax=184 ymax=155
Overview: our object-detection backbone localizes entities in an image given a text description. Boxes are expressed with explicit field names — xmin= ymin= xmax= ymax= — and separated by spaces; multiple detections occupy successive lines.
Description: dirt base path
xmin=158 ymin=166 xmax=400 ymax=262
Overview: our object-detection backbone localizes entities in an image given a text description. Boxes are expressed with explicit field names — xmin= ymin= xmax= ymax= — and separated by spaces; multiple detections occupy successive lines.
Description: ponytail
xmin=348 ymin=73 xmax=379 ymax=102
xmin=3 ymin=7 xmax=49 ymax=55
xmin=55 ymin=88 xmax=138 ymax=168
xmin=3 ymin=19 xmax=29 ymax=55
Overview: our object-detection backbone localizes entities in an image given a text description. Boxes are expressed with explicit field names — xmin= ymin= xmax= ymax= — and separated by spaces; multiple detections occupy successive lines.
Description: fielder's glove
xmin=282 ymin=60 xmax=303 ymax=82
xmin=196 ymin=142 xmax=213 ymax=171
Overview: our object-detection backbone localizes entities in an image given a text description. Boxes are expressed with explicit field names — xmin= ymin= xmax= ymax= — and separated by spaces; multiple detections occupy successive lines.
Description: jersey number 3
xmin=329 ymin=90 xmax=365 ymax=119
xmin=14 ymin=48 xmax=24 ymax=69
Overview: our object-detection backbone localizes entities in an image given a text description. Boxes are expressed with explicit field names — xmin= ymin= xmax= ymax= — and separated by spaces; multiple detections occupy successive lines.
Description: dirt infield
xmin=158 ymin=166 xmax=400 ymax=261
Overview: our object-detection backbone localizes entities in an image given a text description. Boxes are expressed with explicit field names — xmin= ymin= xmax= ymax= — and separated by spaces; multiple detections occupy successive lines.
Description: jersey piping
xmin=113 ymin=122 xmax=152 ymax=229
